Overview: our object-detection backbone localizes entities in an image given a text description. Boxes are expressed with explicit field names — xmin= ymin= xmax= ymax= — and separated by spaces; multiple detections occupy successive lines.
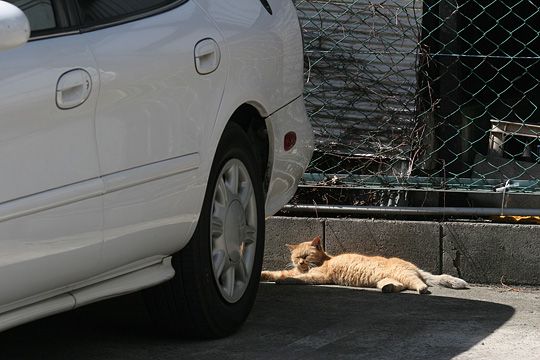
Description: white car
xmin=0 ymin=0 xmax=312 ymax=338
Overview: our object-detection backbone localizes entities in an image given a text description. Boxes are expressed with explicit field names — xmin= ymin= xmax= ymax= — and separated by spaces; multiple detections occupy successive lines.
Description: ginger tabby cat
xmin=261 ymin=236 xmax=468 ymax=294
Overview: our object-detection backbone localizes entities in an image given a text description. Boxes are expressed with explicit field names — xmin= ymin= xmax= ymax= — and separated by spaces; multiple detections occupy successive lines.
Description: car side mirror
xmin=0 ymin=1 xmax=30 ymax=52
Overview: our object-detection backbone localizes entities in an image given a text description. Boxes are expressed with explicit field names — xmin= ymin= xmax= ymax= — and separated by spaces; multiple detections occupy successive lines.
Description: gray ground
xmin=1 ymin=283 xmax=539 ymax=360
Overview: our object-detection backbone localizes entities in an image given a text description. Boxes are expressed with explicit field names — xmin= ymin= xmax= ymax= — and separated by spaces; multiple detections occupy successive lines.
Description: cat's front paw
xmin=260 ymin=271 xmax=274 ymax=282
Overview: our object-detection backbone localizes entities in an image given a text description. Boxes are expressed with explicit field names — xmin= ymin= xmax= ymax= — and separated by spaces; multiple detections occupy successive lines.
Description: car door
xmin=0 ymin=1 xmax=103 ymax=310
xmin=76 ymin=0 xmax=228 ymax=271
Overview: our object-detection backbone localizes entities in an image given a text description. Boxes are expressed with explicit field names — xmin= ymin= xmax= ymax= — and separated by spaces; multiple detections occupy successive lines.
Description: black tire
xmin=144 ymin=122 xmax=265 ymax=338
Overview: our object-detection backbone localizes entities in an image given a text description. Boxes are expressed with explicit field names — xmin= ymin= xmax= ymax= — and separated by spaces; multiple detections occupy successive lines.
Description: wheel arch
xmin=225 ymin=103 xmax=271 ymax=197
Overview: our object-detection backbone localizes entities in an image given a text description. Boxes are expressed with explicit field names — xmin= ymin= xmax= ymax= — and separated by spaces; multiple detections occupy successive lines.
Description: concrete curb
xmin=264 ymin=217 xmax=540 ymax=285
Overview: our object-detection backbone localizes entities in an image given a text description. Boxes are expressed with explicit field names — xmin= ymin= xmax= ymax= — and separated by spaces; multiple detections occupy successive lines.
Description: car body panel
xmin=265 ymin=97 xmax=314 ymax=215
xmin=194 ymin=0 xmax=309 ymax=215
xmin=80 ymin=2 xmax=227 ymax=271
xmin=100 ymin=154 xmax=203 ymax=272
xmin=0 ymin=34 xmax=104 ymax=307
xmin=0 ymin=195 xmax=103 ymax=309
xmin=195 ymin=0 xmax=304 ymax=115
xmin=86 ymin=1 xmax=227 ymax=175
xmin=0 ymin=36 xmax=101 ymax=204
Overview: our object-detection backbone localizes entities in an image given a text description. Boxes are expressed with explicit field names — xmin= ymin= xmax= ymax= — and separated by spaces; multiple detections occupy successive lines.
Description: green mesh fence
xmin=294 ymin=0 xmax=540 ymax=206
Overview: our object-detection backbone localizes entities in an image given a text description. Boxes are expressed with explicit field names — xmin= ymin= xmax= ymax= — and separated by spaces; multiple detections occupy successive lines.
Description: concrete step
xmin=264 ymin=217 xmax=540 ymax=285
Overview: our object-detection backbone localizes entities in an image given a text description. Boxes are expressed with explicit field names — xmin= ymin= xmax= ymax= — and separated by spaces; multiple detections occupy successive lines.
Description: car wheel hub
xmin=210 ymin=159 xmax=257 ymax=303
xmin=224 ymin=199 xmax=245 ymax=263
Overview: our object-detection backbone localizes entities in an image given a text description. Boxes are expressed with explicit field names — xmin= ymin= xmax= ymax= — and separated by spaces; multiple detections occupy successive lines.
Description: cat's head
xmin=286 ymin=236 xmax=329 ymax=273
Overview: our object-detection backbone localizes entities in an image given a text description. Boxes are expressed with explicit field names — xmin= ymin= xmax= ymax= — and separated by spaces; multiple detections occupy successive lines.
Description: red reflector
xmin=284 ymin=131 xmax=297 ymax=151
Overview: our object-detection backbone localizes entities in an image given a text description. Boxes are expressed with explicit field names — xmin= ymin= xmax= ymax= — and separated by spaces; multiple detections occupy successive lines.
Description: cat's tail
xmin=418 ymin=270 xmax=469 ymax=289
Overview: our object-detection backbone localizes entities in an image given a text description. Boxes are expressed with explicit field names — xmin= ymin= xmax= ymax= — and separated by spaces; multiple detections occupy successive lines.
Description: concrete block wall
xmin=442 ymin=222 xmax=540 ymax=284
xmin=264 ymin=217 xmax=540 ymax=285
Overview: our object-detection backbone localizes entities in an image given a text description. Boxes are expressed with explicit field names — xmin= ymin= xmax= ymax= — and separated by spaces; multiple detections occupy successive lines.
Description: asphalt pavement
xmin=1 ymin=283 xmax=539 ymax=360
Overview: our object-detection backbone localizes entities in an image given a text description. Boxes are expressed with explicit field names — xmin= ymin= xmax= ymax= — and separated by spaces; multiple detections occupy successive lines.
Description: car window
xmin=8 ymin=0 xmax=56 ymax=32
xmin=77 ymin=0 xmax=182 ymax=27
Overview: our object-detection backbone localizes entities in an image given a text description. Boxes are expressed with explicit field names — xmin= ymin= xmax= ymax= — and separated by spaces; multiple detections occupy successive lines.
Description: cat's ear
xmin=285 ymin=244 xmax=297 ymax=252
xmin=310 ymin=236 xmax=322 ymax=250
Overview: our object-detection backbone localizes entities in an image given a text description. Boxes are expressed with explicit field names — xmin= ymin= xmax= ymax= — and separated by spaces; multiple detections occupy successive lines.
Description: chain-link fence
xmin=293 ymin=0 xmax=540 ymax=208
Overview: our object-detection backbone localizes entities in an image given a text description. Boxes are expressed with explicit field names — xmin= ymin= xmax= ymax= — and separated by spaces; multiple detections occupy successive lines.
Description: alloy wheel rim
xmin=210 ymin=159 xmax=257 ymax=303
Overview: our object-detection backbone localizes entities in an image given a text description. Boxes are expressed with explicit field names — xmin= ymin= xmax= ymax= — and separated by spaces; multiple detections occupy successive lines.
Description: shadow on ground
xmin=0 ymin=284 xmax=514 ymax=360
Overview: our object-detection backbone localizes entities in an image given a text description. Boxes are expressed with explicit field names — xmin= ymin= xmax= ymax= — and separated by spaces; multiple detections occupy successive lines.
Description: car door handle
xmin=194 ymin=38 xmax=220 ymax=75
xmin=56 ymin=69 xmax=92 ymax=109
